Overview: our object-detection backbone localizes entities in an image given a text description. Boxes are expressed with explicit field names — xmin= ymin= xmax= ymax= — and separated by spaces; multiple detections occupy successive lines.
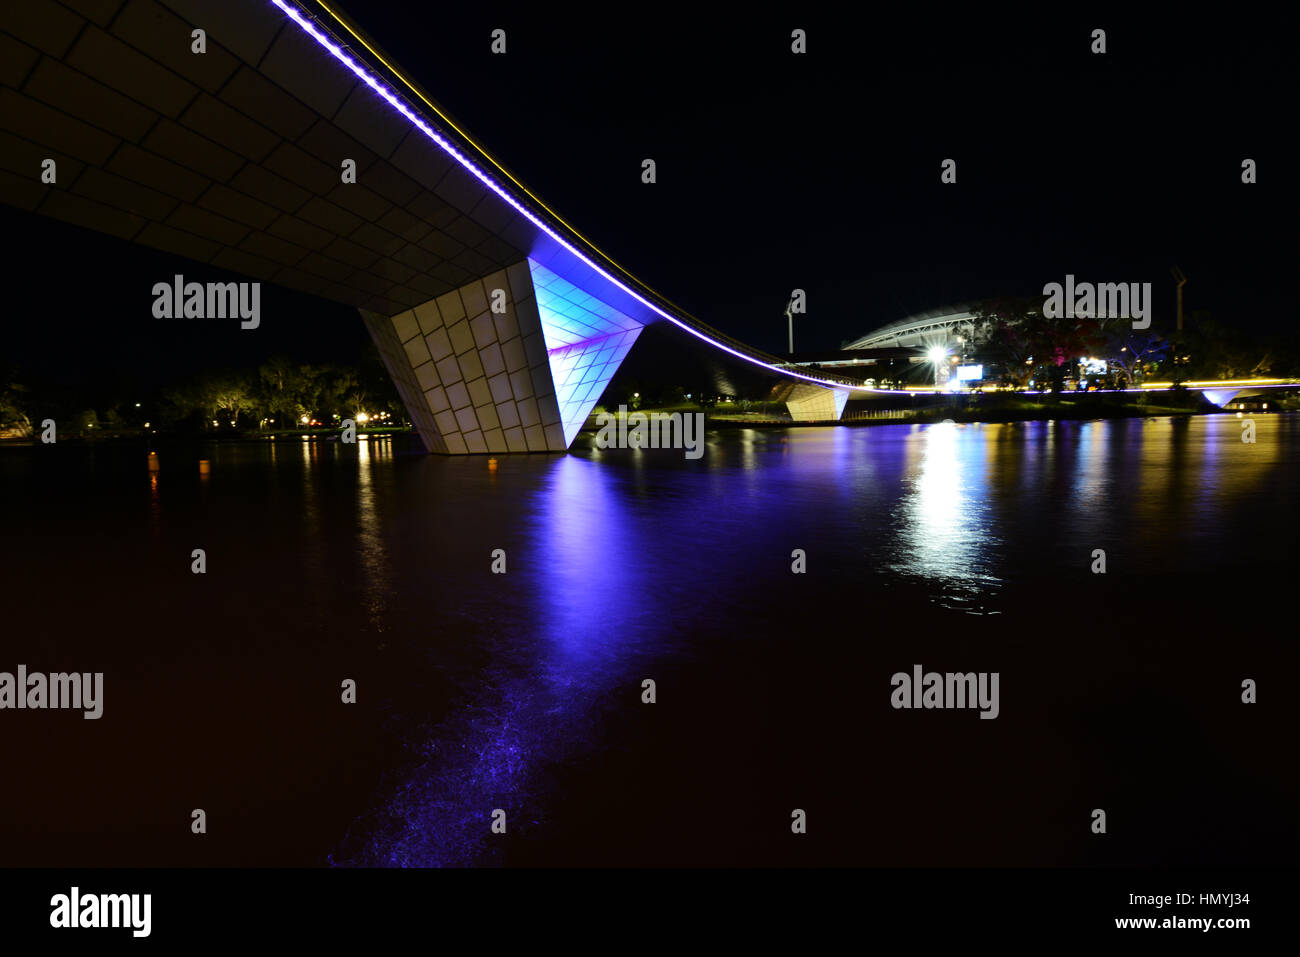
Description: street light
xmin=928 ymin=346 xmax=947 ymax=388
xmin=1171 ymin=265 xmax=1188 ymax=387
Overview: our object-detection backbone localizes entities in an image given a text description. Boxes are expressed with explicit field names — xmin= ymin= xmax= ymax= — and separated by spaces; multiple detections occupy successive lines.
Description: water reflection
xmin=298 ymin=437 xmax=324 ymax=589
xmin=144 ymin=450 xmax=162 ymax=537
xmin=337 ymin=453 xmax=663 ymax=866
xmin=356 ymin=436 xmax=393 ymax=633
xmin=327 ymin=414 xmax=1296 ymax=865
xmin=535 ymin=455 xmax=646 ymax=669
xmin=1072 ymin=422 xmax=1110 ymax=512
xmin=892 ymin=423 xmax=1001 ymax=607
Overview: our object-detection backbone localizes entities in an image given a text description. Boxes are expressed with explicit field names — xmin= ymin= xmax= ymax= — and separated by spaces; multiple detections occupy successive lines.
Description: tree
xmin=983 ymin=319 xmax=1035 ymax=388
xmin=207 ymin=373 xmax=253 ymax=428
xmin=1036 ymin=312 xmax=1106 ymax=390
xmin=358 ymin=342 xmax=404 ymax=411
xmin=258 ymin=355 xmax=296 ymax=396
xmin=974 ymin=296 xmax=1105 ymax=392
xmin=972 ymin=297 xmax=1040 ymax=389
xmin=1103 ymin=322 xmax=1168 ymax=386
xmin=318 ymin=366 xmax=359 ymax=418
xmin=1183 ymin=313 xmax=1274 ymax=380
xmin=0 ymin=381 xmax=32 ymax=438
xmin=160 ymin=372 xmax=252 ymax=430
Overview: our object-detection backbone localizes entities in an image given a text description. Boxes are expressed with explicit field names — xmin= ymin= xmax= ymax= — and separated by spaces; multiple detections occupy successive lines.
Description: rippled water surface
xmin=3 ymin=416 xmax=1296 ymax=866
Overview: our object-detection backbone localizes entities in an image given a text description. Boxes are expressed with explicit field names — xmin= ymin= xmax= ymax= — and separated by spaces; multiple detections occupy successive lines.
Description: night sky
xmin=3 ymin=6 xmax=1286 ymax=393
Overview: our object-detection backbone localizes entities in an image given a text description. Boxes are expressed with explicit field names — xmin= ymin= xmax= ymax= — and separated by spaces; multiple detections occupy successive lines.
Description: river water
xmin=2 ymin=415 xmax=1296 ymax=866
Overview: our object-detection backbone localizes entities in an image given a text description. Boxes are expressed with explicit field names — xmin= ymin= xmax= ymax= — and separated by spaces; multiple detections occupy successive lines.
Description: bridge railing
xmin=841 ymin=408 xmax=919 ymax=422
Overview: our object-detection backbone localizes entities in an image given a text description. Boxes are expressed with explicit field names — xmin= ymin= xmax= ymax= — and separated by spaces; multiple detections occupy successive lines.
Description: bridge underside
xmin=1 ymin=0 xmax=539 ymax=315
xmin=2 ymin=0 xmax=859 ymax=452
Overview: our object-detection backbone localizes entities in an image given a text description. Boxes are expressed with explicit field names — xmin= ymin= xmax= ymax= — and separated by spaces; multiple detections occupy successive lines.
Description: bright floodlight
xmin=928 ymin=346 xmax=947 ymax=363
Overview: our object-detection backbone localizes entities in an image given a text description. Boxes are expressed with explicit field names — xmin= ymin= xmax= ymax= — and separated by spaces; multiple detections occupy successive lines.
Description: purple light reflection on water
xmin=325 ymin=418 xmax=1288 ymax=866
xmin=332 ymin=456 xmax=670 ymax=866
xmin=3 ymin=418 xmax=1295 ymax=866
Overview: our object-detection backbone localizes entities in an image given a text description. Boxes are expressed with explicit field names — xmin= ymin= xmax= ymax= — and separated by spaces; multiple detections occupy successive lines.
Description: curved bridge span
xmin=2 ymin=0 xmax=858 ymax=453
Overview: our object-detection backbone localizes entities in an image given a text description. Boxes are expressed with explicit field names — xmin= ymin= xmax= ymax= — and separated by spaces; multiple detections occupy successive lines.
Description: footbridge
xmin=2 ymin=0 xmax=863 ymax=453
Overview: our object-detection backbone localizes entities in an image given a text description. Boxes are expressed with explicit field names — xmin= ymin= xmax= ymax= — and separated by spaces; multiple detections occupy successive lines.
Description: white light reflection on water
xmin=891 ymin=422 xmax=1002 ymax=609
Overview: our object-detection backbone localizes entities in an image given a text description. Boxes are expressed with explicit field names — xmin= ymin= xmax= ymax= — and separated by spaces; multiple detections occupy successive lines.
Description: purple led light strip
xmin=269 ymin=0 xmax=851 ymax=395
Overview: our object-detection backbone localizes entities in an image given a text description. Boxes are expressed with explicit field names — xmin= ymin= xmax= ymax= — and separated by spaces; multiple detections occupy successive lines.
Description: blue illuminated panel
xmin=529 ymin=259 xmax=644 ymax=444
xmin=1200 ymin=390 xmax=1239 ymax=408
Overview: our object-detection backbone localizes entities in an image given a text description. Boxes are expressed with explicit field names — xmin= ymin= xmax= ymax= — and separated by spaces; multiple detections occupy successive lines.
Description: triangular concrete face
xmin=362 ymin=258 xmax=643 ymax=453
xmin=362 ymin=261 xmax=566 ymax=453
xmin=776 ymin=381 xmax=851 ymax=422
xmin=528 ymin=259 xmax=644 ymax=446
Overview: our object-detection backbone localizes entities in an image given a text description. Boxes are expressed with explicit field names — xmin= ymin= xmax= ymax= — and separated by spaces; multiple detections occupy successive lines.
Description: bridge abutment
xmin=774 ymin=381 xmax=851 ymax=422
xmin=362 ymin=261 xmax=566 ymax=454
xmin=363 ymin=258 xmax=643 ymax=453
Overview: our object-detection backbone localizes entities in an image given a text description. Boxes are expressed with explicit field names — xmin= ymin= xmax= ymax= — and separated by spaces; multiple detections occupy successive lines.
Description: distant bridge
xmin=838 ymin=379 xmax=1300 ymax=408
xmin=1129 ymin=380 xmax=1298 ymax=408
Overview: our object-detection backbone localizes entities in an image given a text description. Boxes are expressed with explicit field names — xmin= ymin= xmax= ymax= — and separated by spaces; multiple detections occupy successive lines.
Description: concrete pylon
xmin=1198 ymin=389 xmax=1242 ymax=408
xmin=773 ymin=381 xmax=851 ymax=422
xmin=363 ymin=258 xmax=642 ymax=453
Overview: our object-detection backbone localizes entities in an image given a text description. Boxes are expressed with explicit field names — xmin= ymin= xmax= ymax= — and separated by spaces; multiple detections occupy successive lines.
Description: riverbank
xmin=3 ymin=392 xmax=1295 ymax=446
xmin=0 ymin=426 xmax=411 ymax=445
xmin=580 ymin=390 xmax=1296 ymax=432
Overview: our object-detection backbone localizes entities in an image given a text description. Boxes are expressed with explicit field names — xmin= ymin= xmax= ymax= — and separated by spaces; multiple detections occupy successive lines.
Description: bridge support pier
xmin=362 ymin=258 xmax=642 ymax=453
xmin=1199 ymin=389 xmax=1241 ymax=408
xmin=773 ymin=382 xmax=851 ymax=422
